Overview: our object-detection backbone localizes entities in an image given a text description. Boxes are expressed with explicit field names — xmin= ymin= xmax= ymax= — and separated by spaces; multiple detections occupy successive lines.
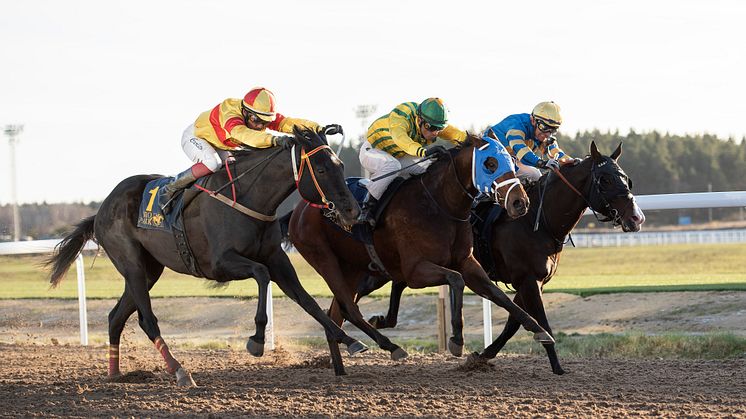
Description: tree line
xmin=2 ymin=130 xmax=744 ymax=239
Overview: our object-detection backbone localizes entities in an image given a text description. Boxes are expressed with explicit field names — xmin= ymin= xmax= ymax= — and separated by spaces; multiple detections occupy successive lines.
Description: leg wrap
xmin=108 ymin=344 xmax=121 ymax=376
xmin=154 ymin=336 xmax=181 ymax=374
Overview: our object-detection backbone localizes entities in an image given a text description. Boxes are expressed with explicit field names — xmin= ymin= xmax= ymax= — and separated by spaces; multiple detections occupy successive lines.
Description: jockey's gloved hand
xmin=272 ymin=135 xmax=295 ymax=150
xmin=425 ymin=145 xmax=447 ymax=157
xmin=536 ymin=159 xmax=560 ymax=170
xmin=323 ymin=124 xmax=344 ymax=136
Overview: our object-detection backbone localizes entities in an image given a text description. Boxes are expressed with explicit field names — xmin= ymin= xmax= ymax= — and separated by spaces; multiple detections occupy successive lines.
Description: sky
xmin=1 ymin=0 xmax=745 ymax=204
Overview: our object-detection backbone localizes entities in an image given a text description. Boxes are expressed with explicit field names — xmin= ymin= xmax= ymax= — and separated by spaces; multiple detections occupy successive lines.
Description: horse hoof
xmin=368 ymin=315 xmax=385 ymax=329
xmin=391 ymin=347 xmax=408 ymax=361
xmin=554 ymin=368 xmax=566 ymax=375
xmin=448 ymin=338 xmax=464 ymax=357
xmin=246 ymin=337 xmax=265 ymax=357
xmin=175 ymin=367 xmax=196 ymax=387
xmin=347 ymin=340 xmax=369 ymax=356
xmin=534 ymin=331 xmax=555 ymax=344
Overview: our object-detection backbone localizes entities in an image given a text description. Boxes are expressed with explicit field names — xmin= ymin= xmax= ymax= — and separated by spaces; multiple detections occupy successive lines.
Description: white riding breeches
xmin=515 ymin=160 xmax=542 ymax=182
xmin=359 ymin=141 xmax=433 ymax=199
xmin=180 ymin=123 xmax=232 ymax=172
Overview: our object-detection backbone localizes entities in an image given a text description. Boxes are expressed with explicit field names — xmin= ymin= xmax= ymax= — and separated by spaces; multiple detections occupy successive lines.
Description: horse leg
xmin=264 ymin=250 xmax=368 ymax=374
xmin=405 ymin=261 xmax=466 ymax=357
xmin=107 ymin=246 xmax=195 ymax=386
xmin=325 ymin=297 xmax=348 ymax=376
xmin=459 ymin=255 xmax=554 ymax=344
xmin=513 ymin=281 xmax=566 ymax=375
xmin=370 ymin=280 xmax=406 ymax=329
xmin=323 ymin=272 xmax=408 ymax=361
xmin=212 ymin=250 xmax=278 ymax=357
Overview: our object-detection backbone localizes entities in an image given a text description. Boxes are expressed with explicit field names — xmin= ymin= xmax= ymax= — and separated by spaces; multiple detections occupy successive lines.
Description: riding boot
xmin=357 ymin=195 xmax=379 ymax=227
xmin=159 ymin=167 xmax=198 ymax=213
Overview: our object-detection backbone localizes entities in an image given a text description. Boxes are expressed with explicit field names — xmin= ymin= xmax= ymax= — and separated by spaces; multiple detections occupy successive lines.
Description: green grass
xmin=1 ymin=243 xmax=744 ymax=299
xmin=262 ymin=332 xmax=746 ymax=360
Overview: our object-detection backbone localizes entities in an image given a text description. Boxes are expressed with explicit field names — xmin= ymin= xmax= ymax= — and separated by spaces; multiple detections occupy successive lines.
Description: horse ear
xmin=589 ymin=141 xmax=602 ymax=162
xmin=610 ymin=142 xmax=623 ymax=161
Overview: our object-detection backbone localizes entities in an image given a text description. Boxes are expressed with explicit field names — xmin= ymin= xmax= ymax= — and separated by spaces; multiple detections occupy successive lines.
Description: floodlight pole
xmin=354 ymin=105 xmax=377 ymax=177
xmin=4 ymin=125 xmax=23 ymax=241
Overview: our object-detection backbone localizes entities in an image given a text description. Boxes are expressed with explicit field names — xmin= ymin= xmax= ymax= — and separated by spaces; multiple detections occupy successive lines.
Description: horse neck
xmin=232 ymin=149 xmax=296 ymax=214
xmin=422 ymin=151 xmax=475 ymax=218
xmin=540 ymin=166 xmax=592 ymax=238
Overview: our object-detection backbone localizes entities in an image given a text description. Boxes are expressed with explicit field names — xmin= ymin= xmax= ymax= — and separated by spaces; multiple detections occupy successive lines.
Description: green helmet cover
xmin=418 ymin=98 xmax=448 ymax=129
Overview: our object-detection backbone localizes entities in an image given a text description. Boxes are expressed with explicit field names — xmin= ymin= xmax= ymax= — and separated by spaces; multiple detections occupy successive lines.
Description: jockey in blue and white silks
xmin=486 ymin=102 xmax=579 ymax=182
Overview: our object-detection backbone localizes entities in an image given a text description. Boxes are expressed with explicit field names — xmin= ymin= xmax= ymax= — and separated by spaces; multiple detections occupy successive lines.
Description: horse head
xmin=586 ymin=141 xmax=645 ymax=232
xmin=463 ymin=133 xmax=529 ymax=219
xmin=290 ymin=126 xmax=360 ymax=226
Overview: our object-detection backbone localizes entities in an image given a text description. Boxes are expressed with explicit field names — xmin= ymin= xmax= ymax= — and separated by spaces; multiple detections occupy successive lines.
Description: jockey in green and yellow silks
xmin=358 ymin=98 xmax=467 ymax=225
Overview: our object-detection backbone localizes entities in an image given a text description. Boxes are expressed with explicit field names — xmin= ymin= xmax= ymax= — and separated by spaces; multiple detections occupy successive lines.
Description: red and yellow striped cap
xmin=242 ymin=87 xmax=277 ymax=122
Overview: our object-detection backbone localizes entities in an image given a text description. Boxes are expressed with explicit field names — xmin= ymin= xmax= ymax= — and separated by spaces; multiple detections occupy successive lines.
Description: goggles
xmin=422 ymin=121 xmax=445 ymax=133
xmin=246 ymin=111 xmax=271 ymax=128
xmin=535 ymin=118 xmax=559 ymax=134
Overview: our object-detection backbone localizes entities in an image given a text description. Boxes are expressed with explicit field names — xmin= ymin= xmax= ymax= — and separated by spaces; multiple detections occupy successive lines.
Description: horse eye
xmin=483 ymin=157 xmax=498 ymax=173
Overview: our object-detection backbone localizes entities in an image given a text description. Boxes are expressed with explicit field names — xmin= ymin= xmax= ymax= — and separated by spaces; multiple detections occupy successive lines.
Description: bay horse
xmin=46 ymin=127 xmax=368 ymax=386
xmin=284 ymin=134 xmax=554 ymax=375
xmin=358 ymin=141 xmax=645 ymax=375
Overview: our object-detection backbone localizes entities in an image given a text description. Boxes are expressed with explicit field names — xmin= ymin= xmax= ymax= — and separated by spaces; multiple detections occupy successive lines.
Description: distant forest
xmin=2 ymin=130 xmax=745 ymax=240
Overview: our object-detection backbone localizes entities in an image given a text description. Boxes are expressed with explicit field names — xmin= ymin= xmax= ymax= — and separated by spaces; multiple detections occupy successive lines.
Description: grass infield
xmin=1 ymin=243 xmax=744 ymax=299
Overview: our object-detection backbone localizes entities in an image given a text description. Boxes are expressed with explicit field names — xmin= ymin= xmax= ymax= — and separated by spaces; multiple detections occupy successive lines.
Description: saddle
xmin=137 ymin=177 xmax=207 ymax=277
xmin=336 ymin=176 xmax=408 ymax=244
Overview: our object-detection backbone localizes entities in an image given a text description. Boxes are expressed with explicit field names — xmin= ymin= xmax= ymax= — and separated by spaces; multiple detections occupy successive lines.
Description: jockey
xmin=358 ymin=97 xmax=467 ymax=225
xmin=160 ymin=87 xmax=337 ymax=212
xmin=487 ymin=101 xmax=579 ymax=183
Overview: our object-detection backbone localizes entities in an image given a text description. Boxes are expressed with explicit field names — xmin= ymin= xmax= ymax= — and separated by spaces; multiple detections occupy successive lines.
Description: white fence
xmin=1 ymin=191 xmax=745 ymax=349
xmin=571 ymin=229 xmax=746 ymax=247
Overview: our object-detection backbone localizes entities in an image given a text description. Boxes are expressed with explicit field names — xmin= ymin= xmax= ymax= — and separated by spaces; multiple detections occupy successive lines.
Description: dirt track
xmin=1 ymin=292 xmax=745 ymax=417
xmin=1 ymin=343 xmax=744 ymax=418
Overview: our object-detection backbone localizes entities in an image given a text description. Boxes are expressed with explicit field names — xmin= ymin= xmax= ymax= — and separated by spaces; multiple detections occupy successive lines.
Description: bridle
xmin=291 ymin=143 xmax=337 ymax=211
xmin=549 ymin=159 xmax=629 ymax=226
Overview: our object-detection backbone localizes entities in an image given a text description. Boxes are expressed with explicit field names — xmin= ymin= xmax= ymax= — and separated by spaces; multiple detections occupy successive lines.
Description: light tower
xmin=354 ymin=105 xmax=377 ymax=177
xmin=4 ymin=124 xmax=23 ymax=241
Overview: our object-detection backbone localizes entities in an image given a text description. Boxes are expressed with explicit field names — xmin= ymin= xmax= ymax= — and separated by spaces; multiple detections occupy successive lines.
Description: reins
xmin=194 ymin=141 xmax=338 ymax=222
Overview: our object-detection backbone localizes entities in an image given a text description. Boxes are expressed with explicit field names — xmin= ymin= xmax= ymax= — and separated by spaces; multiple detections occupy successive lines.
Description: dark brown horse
xmin=46 ymin=127 xmax=368 ymax=386
xmin=284 ymin=134 xmax=555 ymax=375
xmin=357 ymin=141 xmax=645 ymax=375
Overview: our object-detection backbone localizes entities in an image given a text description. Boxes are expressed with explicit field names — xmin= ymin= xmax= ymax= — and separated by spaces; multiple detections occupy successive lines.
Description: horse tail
xmin=278 ymin=210 xmax=293 ymax=246
xmin=46 ymin=215 xmax=96 ymax=288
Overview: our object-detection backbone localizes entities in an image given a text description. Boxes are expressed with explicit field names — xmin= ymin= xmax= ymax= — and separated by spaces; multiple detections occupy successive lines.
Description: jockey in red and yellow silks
xmin=159 ymin=87 xmax=330 ymax=213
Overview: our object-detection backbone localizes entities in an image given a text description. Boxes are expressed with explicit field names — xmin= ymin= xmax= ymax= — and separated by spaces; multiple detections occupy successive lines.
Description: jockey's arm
xmin=276 ymin=116 xmax=320 ymax=133
xmin=547 ymin=142 xmax=573 ymax=163
xmin=438 ymin=125 xmax=468 ymax=145
xmin=506 ymin=128 xmax=541 ymax=166
xmin=227 ymin=114 xmax=319 ymax=149
xmin=389 ymin=113 xmax=426 ymax=157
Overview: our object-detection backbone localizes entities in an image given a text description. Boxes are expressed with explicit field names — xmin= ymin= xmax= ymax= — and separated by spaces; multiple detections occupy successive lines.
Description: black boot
xmin=159 ymin=168 xmax=198 ymax=213
xmin=357 ymin=195 xmax=379 ymax=227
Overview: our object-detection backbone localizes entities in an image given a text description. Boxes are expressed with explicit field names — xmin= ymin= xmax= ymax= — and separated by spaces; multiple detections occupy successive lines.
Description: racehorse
xmin=46 ymin=127 xmax=368 ymax=386
xmin=283 ymin=133 xmax=555 ymax=375
xmin=357 ymin=141 xmax=645 ymax=375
